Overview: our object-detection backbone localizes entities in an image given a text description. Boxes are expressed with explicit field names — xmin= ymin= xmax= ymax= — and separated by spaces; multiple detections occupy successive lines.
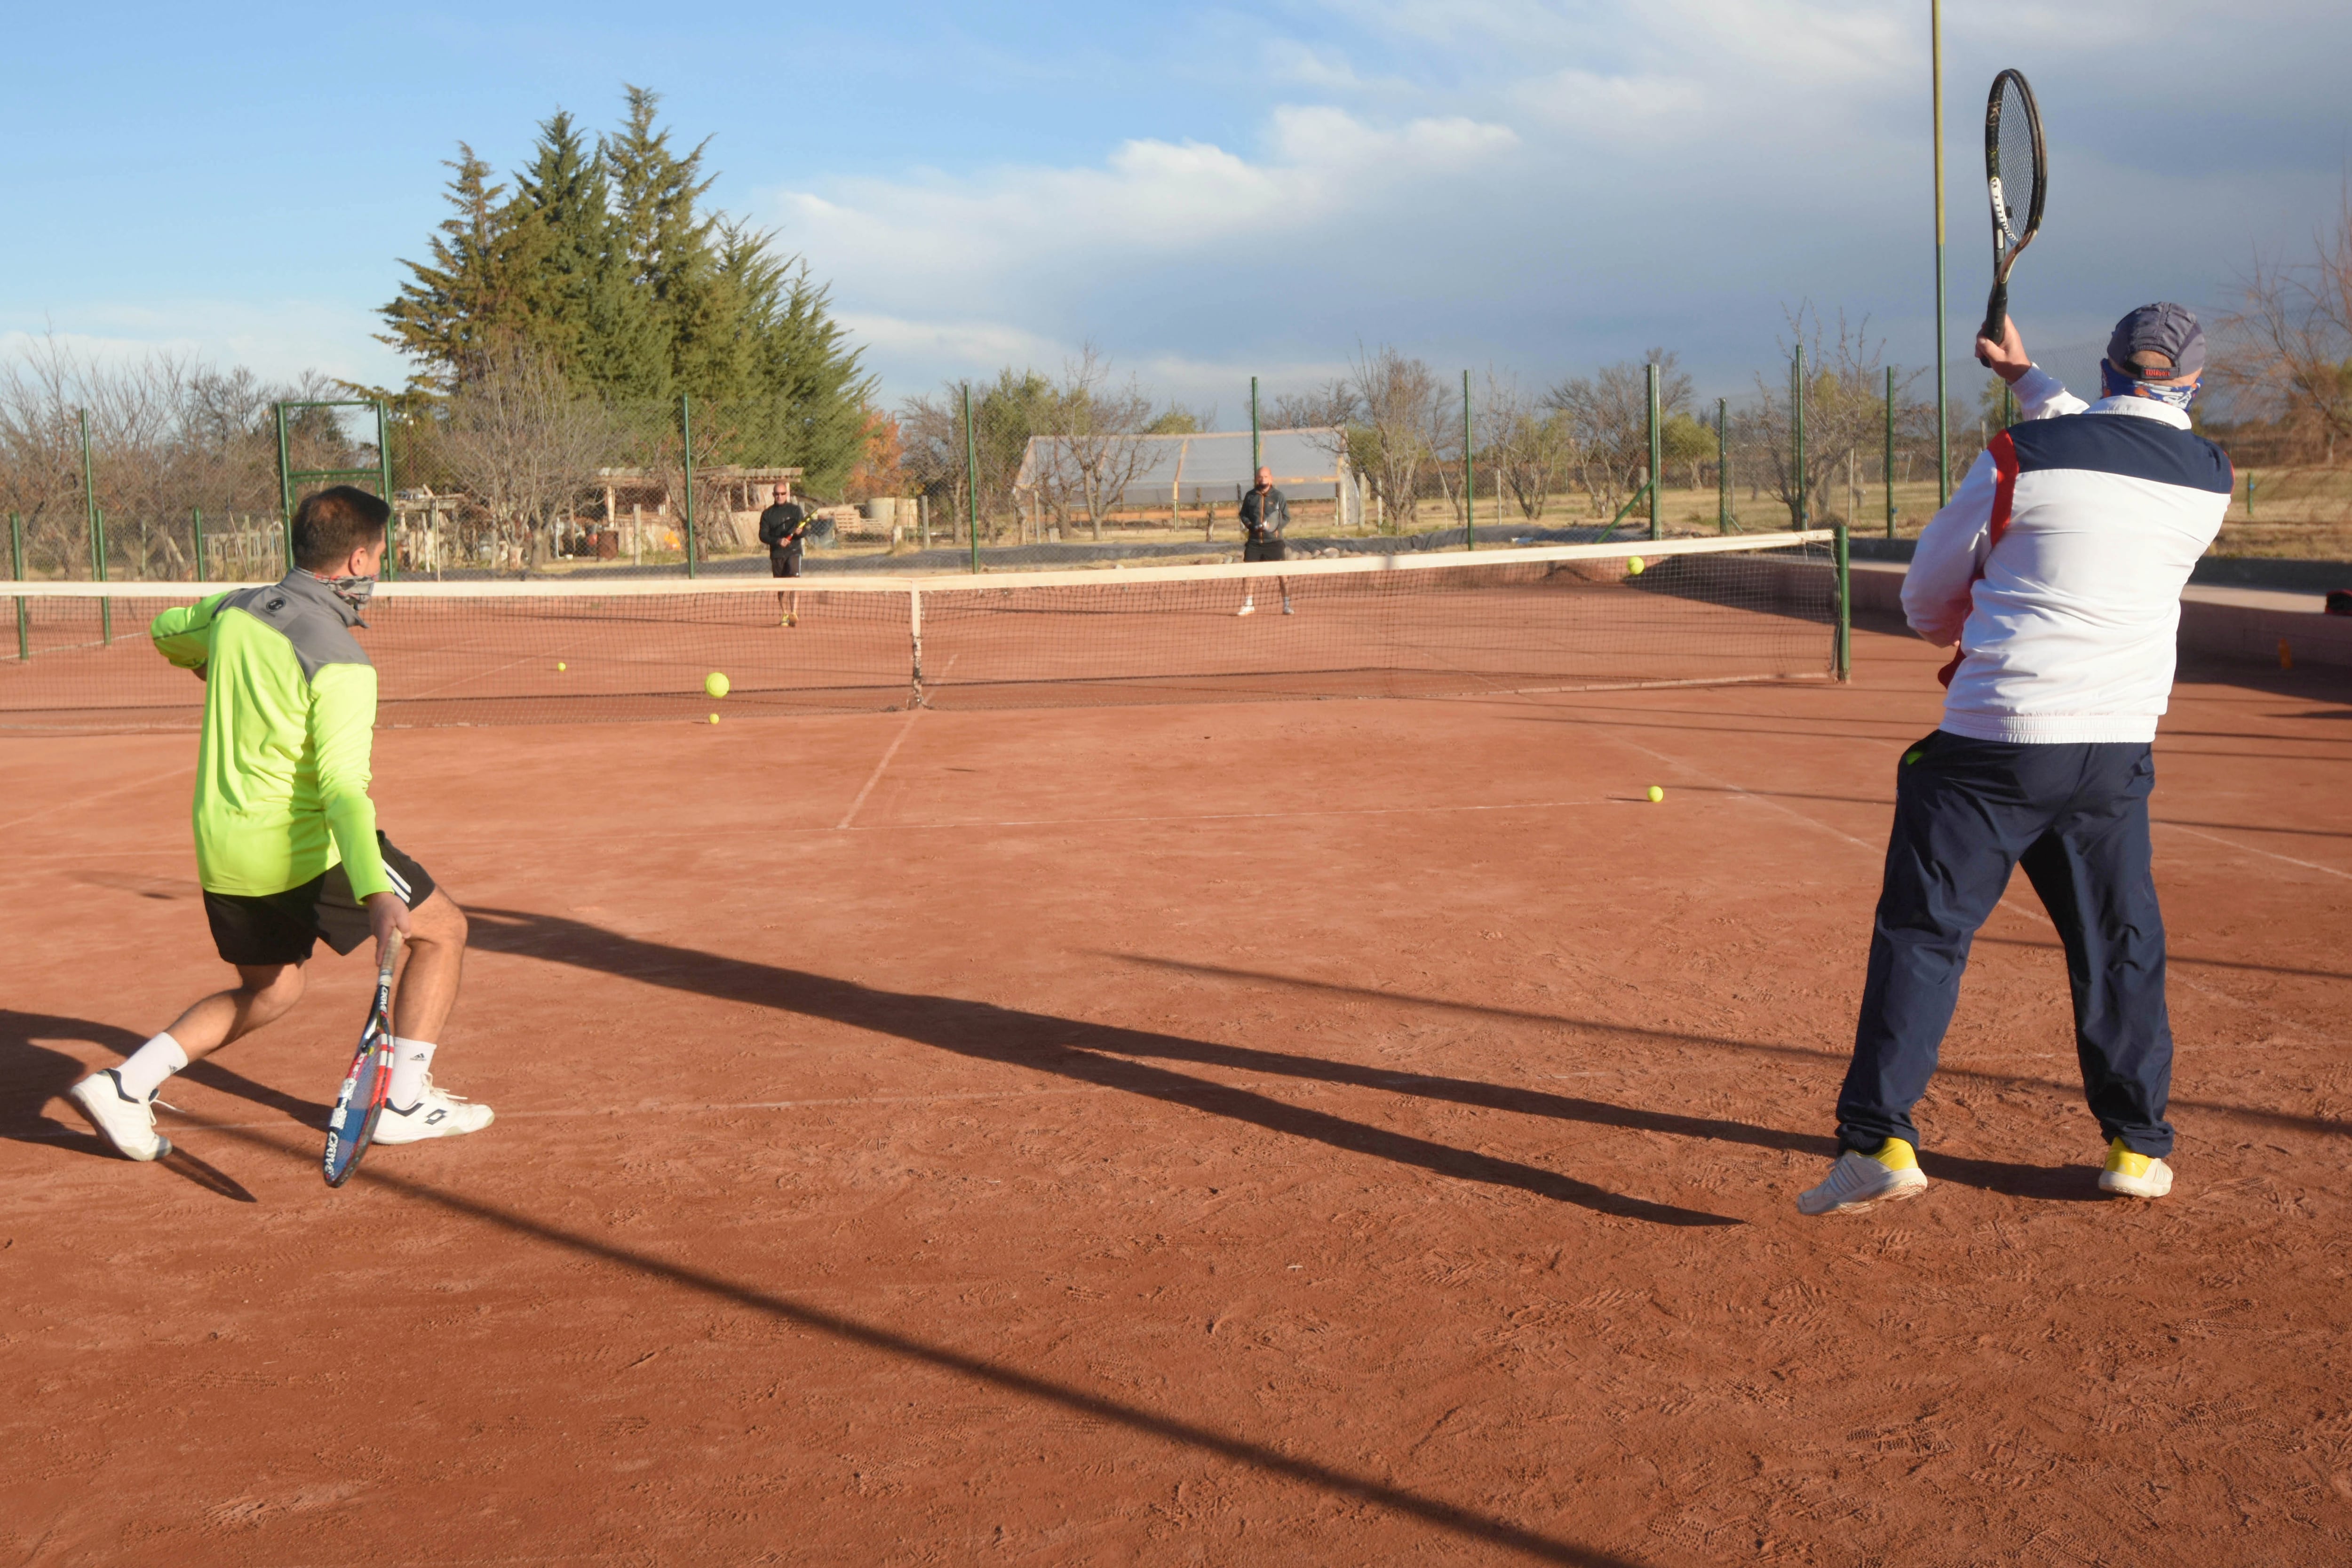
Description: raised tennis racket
xmin=1978 ymin=68 xmax=2047 ymax=357
xmin=323 ymin=929 xmax=402 ymax=1188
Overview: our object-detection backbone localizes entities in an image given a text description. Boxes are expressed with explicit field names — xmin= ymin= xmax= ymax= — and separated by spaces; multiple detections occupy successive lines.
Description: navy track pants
xmin=1836 ymin=729 xmax=2175 ymax=1158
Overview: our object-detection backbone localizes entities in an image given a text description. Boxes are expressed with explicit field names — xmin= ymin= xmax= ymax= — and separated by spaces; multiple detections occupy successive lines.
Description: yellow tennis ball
xmin=556 ymin=661 xmax=567 ymax=671
xmin=1647 ymin=785 xmax=1665 ymax=803
xmin=705 ymin=671 xmax=731 ymax=699
xmin=708 ymin=713 xmax=721 ymax=725
xmin=1627 ymin=556 xmax=1645 ymax=575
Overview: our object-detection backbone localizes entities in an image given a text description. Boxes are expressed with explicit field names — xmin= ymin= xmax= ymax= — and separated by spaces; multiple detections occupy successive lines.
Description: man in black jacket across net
xmin=1235 ymin=465 xmax=1293 ymax=617
xmin=757 ymin=480 xmax=811 ymax=627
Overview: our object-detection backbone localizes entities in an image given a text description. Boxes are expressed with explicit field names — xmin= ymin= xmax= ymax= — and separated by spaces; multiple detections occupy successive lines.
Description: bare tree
xmin=2214 ymin=194 xmax=2352 ymax=464
xmin=437 ymin=345 xmax=615 ymax=568
xmin=1048 ymin=345 xmax=1155 ymax=540
xmin=1546 ymin=350 xmax=1691 ymax=517
xmin=1481 ymin=372 xmax=1575 ymax=522
xmin=1740 ymin=308 xmax=1924 ymax=527
xmin=1347 ymin=345 xmax=1441 ymax=532
xmin=0 ymin=332 xmax=322 ymax=581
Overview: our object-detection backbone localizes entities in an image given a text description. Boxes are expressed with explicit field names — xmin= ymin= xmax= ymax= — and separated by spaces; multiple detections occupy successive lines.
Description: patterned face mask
xmin=325 ymin=574 xmax=377 ymax=614
xmin=2100 ymin=359 xmax=2198 ymax=409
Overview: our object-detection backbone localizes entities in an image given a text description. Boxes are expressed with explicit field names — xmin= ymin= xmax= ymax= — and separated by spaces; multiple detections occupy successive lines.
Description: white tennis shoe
xmin=371 ymin=1075 xmax=494 ymax=1145
xmin=1235 ymin=600 xmax=1256 ymax=616
xmin=65 ymin=1070 xmax=170 ymax=1162
xmin=2098 ymin=1138 xmax=2173 ymax=1198
xmin=1797 ymin=1142 xmax=1928 ymax=1216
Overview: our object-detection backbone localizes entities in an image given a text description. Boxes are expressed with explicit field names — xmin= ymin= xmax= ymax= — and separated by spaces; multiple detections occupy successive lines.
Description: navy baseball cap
xmin=2107 ymin=302 xmax=2205 ymax=379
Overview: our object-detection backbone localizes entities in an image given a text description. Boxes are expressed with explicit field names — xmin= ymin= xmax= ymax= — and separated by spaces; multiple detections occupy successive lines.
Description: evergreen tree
xmin=376 ymin=148 xmax=534 ymax=392
xmin=377 ymin=87 xmax=874 ymax=490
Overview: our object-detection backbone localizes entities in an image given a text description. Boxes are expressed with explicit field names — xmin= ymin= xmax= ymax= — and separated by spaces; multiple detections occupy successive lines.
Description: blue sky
xmin=6 ymin=1 xmax=2348 ymax=421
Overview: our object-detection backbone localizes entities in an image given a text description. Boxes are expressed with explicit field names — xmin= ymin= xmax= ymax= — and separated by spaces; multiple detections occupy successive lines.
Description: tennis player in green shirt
xmin=66 ymin=486 xmax=491 ymax=1162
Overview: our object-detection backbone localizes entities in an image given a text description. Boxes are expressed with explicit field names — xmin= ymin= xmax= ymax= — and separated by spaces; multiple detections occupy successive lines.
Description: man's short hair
xmin=291 ymin=486 xmax=391 ymax=571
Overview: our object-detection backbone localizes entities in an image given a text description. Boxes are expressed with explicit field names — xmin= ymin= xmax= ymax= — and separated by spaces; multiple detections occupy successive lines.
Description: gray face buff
xmin=326 ymin=574 xmax=377 ymax=614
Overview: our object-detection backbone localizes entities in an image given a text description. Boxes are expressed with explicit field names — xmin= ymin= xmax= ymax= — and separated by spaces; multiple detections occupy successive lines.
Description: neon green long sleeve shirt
xmin=150 ymin=572 xmax=392 ymax=901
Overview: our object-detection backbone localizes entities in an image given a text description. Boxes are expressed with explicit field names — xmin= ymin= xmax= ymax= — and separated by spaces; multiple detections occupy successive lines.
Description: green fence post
xmin=1884 ymin=366 xmax=1897 ymax=538
xmin=1716 ymin=398 xmax=1731 ymax=534
xmin=1249 ymin=375 xmax=1261 ymax=476
xmin=274 ymin=403 xmax=295 ymax=572
xmin=193 ymin=507 xmax=207 ymax=581
xmin=1645 ymin=361 xmax=1662 ymax=542
xmin=963 ymin=383 xmax=981 ymax=573
xmin=376 ymin=400 xmax=396 ymax=581
xmin=680 ymin=394 xmax=698 ymax=579
xmin=1463 ymin=368 xmax=1476 ymax=550
xmin=2246 ymin=471 xmax=2256 ymax=519
xmin=1791 ymin=346 xmax=1807 ymax=530
xmin=80 ymin=408 xmax=112 ymax=643
xmin=1834 ymin=519 xmax=1851 ymax=681
xmin=10 ymin=511 xmax=25 ymax=661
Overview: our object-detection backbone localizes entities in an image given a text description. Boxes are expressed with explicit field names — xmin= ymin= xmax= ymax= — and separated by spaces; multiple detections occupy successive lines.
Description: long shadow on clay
xmin=177 ymin=1116 xmax=1638 ymax=1568
xmin=463 ymin=907 xmax=1738 ymax=1229
xmin=1112 ymin=955 xmax=2352 ymax=1147
xmin=0 ymin=1009 xmax=257 ymax=1199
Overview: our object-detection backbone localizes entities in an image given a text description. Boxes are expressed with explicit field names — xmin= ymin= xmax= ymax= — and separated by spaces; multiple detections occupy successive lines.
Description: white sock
xmin=388 ymin=1037 xmax=439 ymax=1109
xmin=115 ymin=1032 xmax=189 ymax=1100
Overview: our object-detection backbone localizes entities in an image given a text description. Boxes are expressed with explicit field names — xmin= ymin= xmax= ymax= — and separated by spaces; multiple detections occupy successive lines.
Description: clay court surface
xmin=4 ymin=626 xmax=2349 ymax=1565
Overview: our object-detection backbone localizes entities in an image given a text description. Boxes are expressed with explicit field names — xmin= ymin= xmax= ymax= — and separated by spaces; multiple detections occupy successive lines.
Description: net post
xmin=1715 ymin=397 xmax=1730 ymax=534
xmin=1645 ymin=361 xmax=1661 ymax=542
xmin=908 ymin=585 xmax=925 ymax=708
xmin=962 ymin=383 xmax=982 ymax=573
xmin=274 ymin=402 xmax=295 ymax=573
xmin=1463 ymin=368 xmax=1476 ymax=551
xmin=1884 ymin=366 xmax=1897 ymax=538
xmin=375 ymin=400 xmax=396 ymax=582
xmin=1790 ymin=345 xmax=1807 ymax=529
xmin=680 ymin=394 xmax=698 ymax=579
xmin=9 ymin=510 xmax=26 ymax=661
xmin=1833 ymin=519 xmax=1852 ymax=682
xmin=192 ymin=507 xmax=207 ymax=581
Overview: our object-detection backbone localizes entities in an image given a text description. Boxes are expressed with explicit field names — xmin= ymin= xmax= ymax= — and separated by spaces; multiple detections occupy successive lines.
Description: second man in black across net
xmin=1236 ymin=464 xmax=1293 ymax=617
xmin=758 ymin=480 xmax=811 ymax=627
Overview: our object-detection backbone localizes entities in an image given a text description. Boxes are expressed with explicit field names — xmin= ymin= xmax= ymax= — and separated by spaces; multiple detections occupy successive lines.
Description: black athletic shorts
xmin=1243 ymin=539 xmax=1287 ymax=564
xmin=770 ymin=548 xmax=805 ymax=579
xmin=202 ymin=833 xmax=436 ymax=967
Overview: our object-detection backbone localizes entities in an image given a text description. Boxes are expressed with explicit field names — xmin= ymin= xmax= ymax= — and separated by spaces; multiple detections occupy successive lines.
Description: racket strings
xmin=1992 ymin=80 xmax=2041 ymax=248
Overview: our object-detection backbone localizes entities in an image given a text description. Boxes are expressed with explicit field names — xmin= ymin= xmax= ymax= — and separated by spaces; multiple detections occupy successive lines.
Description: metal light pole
xmin=1932 ymin=0 xmax=1951 ymax=505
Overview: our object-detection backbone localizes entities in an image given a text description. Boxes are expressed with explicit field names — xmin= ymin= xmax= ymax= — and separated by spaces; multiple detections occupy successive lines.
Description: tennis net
xmin=0 ymin=532 xmax=1844 ymax=731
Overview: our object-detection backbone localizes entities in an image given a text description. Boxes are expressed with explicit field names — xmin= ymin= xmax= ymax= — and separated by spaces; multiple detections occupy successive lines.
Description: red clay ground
xmin=3 ymin=626 xmax=2349 ymax=1566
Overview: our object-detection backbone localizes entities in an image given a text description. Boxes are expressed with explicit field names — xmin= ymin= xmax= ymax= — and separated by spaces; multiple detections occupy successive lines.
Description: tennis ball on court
xmin=556 ymin=661 xmax=567 ymax=672
xmin=708 ymin=713 xmax=721 ymax=725
xmin=705 ymin=671 xmax=731 ymax=699
xmin=1647 ymin=785 xmax=1665 ymax=803
xmin=1627 ymin=556 xmax=1645 ymax=575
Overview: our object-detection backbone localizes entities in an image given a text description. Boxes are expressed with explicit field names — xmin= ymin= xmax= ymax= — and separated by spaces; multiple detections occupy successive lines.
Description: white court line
xmin=6 ymin=1084 xmax=1131 ymax=1142
xmin=0 ymin=762 xmax=194 ymax=834
xmin=836 ymin=708 xmax=922 ymax=829
xmin=2161 ymin=821 xmax=2352 ymax=883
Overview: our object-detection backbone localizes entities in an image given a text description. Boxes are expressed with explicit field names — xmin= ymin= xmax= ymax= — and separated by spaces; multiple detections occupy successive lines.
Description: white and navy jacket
xmin=1902 ymin=365 xmax=2232 ymax=745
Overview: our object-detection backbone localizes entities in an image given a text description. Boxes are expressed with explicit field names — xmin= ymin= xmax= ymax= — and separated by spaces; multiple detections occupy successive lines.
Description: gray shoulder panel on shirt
xmin=221 ymin=582 xmax=372 ymax=682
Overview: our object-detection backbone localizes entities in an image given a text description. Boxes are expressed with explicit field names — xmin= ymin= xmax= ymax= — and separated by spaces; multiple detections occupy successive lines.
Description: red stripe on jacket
xmin=1937 ymin=428 xmax=2022 ymax=690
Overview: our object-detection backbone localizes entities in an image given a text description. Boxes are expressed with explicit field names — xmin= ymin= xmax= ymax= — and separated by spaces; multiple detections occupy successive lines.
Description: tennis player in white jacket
xmin=1801 ymin=302 xmax=2233 ymax=1217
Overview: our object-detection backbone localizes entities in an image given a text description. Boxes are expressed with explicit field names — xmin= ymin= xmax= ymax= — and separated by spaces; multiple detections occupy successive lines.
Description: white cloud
xmin=0 ymin=301 xmax=407 ymax=389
